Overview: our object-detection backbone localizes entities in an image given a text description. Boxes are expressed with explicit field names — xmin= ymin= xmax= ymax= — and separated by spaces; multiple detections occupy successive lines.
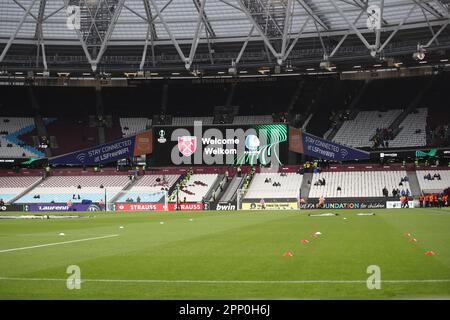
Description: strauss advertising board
xmin=114 ymin=202 xmax=203 ymax=211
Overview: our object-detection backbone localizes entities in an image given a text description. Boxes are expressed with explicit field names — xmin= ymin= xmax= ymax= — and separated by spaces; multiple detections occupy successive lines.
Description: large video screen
xmin=152 ymin=123 xmax=288 ymax=166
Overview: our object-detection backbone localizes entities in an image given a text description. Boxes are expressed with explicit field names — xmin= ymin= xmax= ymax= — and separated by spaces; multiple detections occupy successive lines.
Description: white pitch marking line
xmin=0 ymin=234 xmax=119 ymax=253
xmin=0 ymin=277 xmax=449 ymax=285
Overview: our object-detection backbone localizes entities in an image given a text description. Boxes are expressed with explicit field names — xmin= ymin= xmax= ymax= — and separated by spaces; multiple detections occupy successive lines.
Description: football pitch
xmin=0 ymin=208 xmax=449 ymax=299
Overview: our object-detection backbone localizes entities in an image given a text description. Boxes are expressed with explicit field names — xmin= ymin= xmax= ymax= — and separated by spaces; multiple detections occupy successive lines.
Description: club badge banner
xmin=49 ymin=130 xmax=152 ymax=165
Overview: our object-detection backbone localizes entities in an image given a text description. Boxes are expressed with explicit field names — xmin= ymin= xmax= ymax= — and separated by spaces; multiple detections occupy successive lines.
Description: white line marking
xmin=0 ymin=277 xmax=449 ymax=285
xmin=0 ymin=234 xmax=119 ymax=253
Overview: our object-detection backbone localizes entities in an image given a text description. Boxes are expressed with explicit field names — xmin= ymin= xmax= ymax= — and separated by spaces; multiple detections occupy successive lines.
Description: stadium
xmin=0 ymin=0 xmax=450 ymax=302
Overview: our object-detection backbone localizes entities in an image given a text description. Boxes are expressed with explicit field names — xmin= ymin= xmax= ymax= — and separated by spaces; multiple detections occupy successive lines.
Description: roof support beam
xmin=423 ymin=2 xmax=445 ymax=19
xmin=12 ymin=0 xmax=38 ymax=21
xmin=187 ymin=0 xmax=207 ymax=69
xmin=328 ymin=0 xmax=373 ymax=52
xmin=218 ymin=0 xmax=244 ymax=13
xmin=284 ymin=16 xmax=310 ymax=60
xmin=281 ymin=0 xmax=294 ymax=59
xmin=329 ymin=8 xmax=366 ymax=58
xmin=0 ymin=0 xmax=39 ymax=63
xmin=314 ymin=21 xmax=328 ymax=58
xmin=123 ymin=4 xmax=149 ymax=22
xmin=424 ymin=19 xmax=450 ymax=47
xmin=92 ymin=0 xmax=126 ymax=69
xmin=193 ymin=0 xmax=216 ymax=38
xmin=296 ymin=0 xmax=330 ymax=31
xmin=375 ymin=0 xmax=385 ymax=51
xmin=148 ymin=0 xmax=188 ymax=64
xmin=236 ymin=26 xmax=254 ymax=64
xmin=63 ymin=0 xmax=95 ymax=69
xmin=236 ymin=0 xmax=281 ymax=63
xmin=434 ymin=0 xmax=450 ymax=18
xmin=420 ymin=5 xmax=440 ymax=45
xmin=378 ymin=3 xmax=419 ymax=53
xmin=43 ymin=4 xmax=65 ymax=21
xmin=140 ymin=0 xmax=157 ymax=70
xmin=35 ymin=0 xmax=48 ymax=70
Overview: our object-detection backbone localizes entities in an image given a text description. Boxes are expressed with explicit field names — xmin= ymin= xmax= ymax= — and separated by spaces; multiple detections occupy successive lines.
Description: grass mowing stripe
xmin=1 ymin=277 xmax=450 ymax=284
xmin=0 ymin=234 xmax=119 ymax=253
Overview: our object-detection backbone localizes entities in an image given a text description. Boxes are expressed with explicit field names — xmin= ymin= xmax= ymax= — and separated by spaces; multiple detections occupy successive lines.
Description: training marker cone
xmin=424 ymin=251 xmax=435 ymax=255
xmin=283 ymin=251 xmax=293 ymax=257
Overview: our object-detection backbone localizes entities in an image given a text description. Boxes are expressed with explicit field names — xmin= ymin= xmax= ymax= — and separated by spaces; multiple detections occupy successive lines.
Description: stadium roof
xmin=0 ymin=0 xmax=449 ymax=74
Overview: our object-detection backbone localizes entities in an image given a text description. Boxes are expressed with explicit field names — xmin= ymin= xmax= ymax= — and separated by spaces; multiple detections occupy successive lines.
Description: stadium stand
xmin=308 ymin=171 xmax=411 ymax=198
xmin=176 ymin=174 xmax=219 ymax=202
xmin=389 ymin=108 xmax=428 ymax=147
xmin=416 ymin=170 xmax=450 ymax=193
xmin=244 ymin=173 xmax=303 ymax=199
xmin=172 ymin=117 xmax=214 ymax=126
xmin=15 ymin=175 xmax=130 ymax=204
xmin=45 ymin=117 xmax=99 ymax=155
xmin=0 ymin=176 xmax=42 ymax=203
xmin=0 ymin=117 xmax=44 ymax=158
xmin=232 ymin=115 xmax=274 ymax=125
xmin=120 ymin=118 xmax=152 ymax=137
xmin=117 ymin=174 xmax=180 ymax=202
xmin=332 ymin=110 xmax=403 ymax=148
xmin=220 ymin=175 xmax=245 ymax=202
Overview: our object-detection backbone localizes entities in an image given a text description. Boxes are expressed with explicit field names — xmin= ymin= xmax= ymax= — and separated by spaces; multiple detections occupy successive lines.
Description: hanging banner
xmin=289 ymin=128 xmax=370 ymax=161
xmin=49 ymin=130 xmax=152 ymax=165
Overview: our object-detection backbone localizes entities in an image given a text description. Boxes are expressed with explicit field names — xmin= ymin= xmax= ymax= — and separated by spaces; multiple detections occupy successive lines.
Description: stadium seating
xmin=389 ymin=108 xmax=428 ymax=147
xmin=244 ymin=173 xmax=303 ymax=199
xmin=15 ymin=175 xmax=130 ymax=204
xmin=332 ymin=110 xmax=402 ymax=147
xmin=0 ymin=176 xmax=42 ymax=203
xmin=45 ymin=118 xmax=99 ymax=155
xmin=177 ymin=174 xmax=218 ymax=202
xmin=308 ymin=171 xmax=411 ymax=198
xmin=117 ymin=174 xmax=180 ymax=202
xmin=220 ymin=175 xmax=244 ymax=202
xmin=233 ymin=115 xmax=273 ymax=125
xmin=120 ymin=118 xmax=152 ymax=137
xmin=172 ymin=117 xmax=214 ymax=126
xmin=0 ymin=117 xmax=44 ymax=158
xmin=416 ymin=170 xmax=450 ymax=192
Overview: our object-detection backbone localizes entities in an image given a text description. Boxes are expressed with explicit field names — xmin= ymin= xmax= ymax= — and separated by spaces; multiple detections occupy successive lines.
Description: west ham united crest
xmin=178 ymin=136 xmax=197 ymax=157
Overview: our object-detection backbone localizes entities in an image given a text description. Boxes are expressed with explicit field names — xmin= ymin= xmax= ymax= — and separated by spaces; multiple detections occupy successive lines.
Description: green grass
xmin=0 ymin=208 xmax=450 ymax=299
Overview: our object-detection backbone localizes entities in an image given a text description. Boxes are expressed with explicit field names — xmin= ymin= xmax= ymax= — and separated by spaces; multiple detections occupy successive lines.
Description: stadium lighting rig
xmin=413 ymin=44 xmax=426 ymax=61
xmin=319 ymin=55 xmax=335 ymax=72
xmin=191 ymin=67 xmax=202 ymax=77
xmin=228 ymin=60 xmax=237 ymax=75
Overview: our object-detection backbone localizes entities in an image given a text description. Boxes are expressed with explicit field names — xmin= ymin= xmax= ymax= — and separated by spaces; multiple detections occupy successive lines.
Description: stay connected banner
xmin=49 ymin=131 xmax=152 ymax=165
xmin=289 ymin=127 xmax=370 ymax=161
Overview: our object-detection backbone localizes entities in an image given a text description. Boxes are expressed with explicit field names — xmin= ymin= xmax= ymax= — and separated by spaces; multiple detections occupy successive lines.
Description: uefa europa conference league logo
xmin=169 ymin=121 xmax=279 ymax=166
